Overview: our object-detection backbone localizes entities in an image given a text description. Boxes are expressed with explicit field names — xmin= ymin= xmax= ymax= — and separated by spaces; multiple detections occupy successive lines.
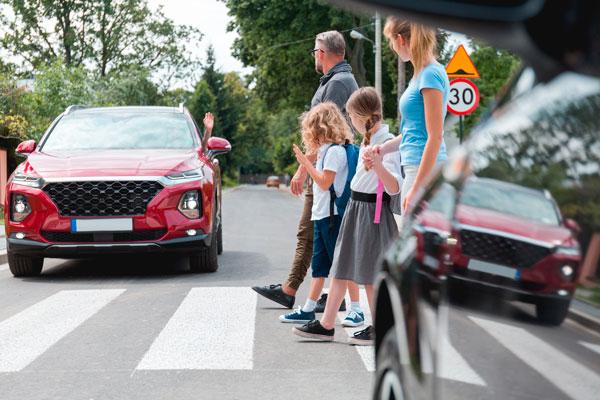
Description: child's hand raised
xmin=292 ymin=144 xmax=311 ymax=168
xmin=362 ymin=145 xmax=381 ymax=170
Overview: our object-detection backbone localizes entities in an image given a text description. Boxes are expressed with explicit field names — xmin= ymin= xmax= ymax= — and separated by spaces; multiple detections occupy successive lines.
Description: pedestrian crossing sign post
xmin=446 ymin=44 xmax=480 ymax=143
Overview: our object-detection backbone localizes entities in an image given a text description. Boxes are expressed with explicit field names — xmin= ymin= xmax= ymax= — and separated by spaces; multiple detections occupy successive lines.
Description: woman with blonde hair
xmin=281 ymin=102 xmax=365 ymax=326
xmin=365 ymin=17 xmax=449 ymax=217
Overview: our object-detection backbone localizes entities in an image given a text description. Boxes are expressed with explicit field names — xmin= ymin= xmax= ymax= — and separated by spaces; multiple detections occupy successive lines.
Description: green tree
xmin=0 ymin=0 xmax=203 ymax=84
xmin=458 ymin=42 xmax=520 ymax=138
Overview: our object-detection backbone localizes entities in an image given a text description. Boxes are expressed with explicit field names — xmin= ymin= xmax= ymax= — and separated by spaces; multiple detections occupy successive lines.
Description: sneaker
xmin=342 ymin=310 xmax=365 ymax=327
xmin=314 ymin=293 xmax=347 ymax=313
xmin=293 ymin=320 xmax=334 ymax=341
xmin=348 ymin=325 xmax=374 ymax=346
xmin=252 ymin=284 xmax=295 ymax=309
xmin=279 ymin=307 xmax=315 ymax=323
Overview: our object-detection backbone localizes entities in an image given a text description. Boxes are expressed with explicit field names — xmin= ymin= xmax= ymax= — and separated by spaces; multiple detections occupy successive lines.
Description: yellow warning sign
xmin=445 ymin=44 xmax=480 ymax=79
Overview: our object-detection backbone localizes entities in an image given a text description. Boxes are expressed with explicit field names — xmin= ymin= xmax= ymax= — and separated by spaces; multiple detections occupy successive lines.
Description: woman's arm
xmin=292 ymin=144 xmax=335 ymax=190
xmin=379 ymin=134 xmax=403 ymax=156
xmin=403 ymin=88 xmax=444 ymax=210
xmin=372 ymin=154 xmax=400 ymax=194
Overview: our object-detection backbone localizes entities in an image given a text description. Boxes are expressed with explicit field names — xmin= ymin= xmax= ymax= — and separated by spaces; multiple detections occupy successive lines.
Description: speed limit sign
xmin=447 ymin=78 xmax=480 ymax=116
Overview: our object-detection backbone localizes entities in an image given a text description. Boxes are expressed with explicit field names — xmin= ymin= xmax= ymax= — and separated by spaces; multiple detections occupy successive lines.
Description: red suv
xmin=418 ymin=177 xmax=581 ymax=325
xmin=3 ymin=105 xmax=231 ymax=277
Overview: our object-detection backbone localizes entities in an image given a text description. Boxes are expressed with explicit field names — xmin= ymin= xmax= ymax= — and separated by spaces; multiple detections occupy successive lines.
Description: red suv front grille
xmin=460 ymin=229 xmax=551 ymax=269
xmin=43 ymin=181 xmax=163 ymax=217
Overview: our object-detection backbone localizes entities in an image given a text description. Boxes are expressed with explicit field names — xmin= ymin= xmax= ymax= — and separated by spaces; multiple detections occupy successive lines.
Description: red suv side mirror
xmin=206 ymin=137 xmax=231 ymax=158
xmin=564 ymin=218 xmax=581 ymax=235
xmin=16 ymin=140 xmax=37 ymax=155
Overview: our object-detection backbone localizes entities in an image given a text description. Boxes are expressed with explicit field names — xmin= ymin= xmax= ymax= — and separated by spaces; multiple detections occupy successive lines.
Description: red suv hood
xmin=456 ymin=204 xmax=572 ymax=246
xmin=21 ymin=149 xmax=203 ymax=178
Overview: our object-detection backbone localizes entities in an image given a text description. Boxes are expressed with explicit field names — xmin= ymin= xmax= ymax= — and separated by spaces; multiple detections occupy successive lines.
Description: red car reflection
xmin=417 ymin=177 xmax=581 ymax=325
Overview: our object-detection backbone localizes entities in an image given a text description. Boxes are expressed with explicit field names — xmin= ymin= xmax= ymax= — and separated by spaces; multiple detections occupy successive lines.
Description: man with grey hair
xmin=253 ymin=30 xmax=359 ymax=314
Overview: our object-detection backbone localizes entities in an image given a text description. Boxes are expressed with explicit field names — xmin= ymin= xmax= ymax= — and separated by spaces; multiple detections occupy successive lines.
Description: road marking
xmin=136 ymin=287 xmax=257 ymax=370
xmin=0 ymin=289 xmax=125 ymax=372
xmin=438 ymin=335 xmax=486 ymax=386
xmin=424 ymin=305 xmax=485 ymax=386
xmin=579 ymin=341 xmax=600 ymax=355
xmin=338 ymin=289 xmax=375 ymax=372
xmin=471 ymin=316 xmax=600 ymax=400
xmin=0 ymin=263 xmax=8 ymax=272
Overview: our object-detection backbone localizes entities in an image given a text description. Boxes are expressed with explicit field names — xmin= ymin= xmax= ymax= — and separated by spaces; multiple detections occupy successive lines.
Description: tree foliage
xmin=0 ymin=0 xmax=203 ymax=85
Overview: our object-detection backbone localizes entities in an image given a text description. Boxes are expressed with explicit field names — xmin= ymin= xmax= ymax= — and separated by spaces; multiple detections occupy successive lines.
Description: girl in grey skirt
xmin=293 ymin=87 xmax=402 ymax=345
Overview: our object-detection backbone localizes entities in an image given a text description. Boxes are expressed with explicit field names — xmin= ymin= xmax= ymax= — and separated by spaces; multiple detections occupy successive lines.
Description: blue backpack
xmin=321 ymin=143 xmax=360 ymax=227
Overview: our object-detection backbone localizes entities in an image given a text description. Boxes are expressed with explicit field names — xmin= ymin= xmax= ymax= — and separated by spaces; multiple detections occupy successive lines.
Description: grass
xmin=576 ymin=285 xmax=600 ymax=307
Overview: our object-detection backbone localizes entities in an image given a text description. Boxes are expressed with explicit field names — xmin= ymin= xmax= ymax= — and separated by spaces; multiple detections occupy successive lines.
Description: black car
xmin=329 ymin=1 xmax=600 ymax=399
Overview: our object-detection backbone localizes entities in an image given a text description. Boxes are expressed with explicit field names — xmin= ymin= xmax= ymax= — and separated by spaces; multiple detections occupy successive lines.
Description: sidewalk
xmin=0 ymin=224 xmax=6 ymax=264
xmin=569 ymin=294 xmax=600 ymax=333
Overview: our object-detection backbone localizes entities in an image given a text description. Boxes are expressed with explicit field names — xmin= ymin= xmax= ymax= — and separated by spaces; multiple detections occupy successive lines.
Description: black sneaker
xmin=349 ymin=325 xmax=374 ymax=346
xmin=314 ymin=293 xmax=347 ymax=313
xmin=293 ymin=320 xmax=334 ymax=341
xmin=252 ymin=284 xmax=295 ymax=309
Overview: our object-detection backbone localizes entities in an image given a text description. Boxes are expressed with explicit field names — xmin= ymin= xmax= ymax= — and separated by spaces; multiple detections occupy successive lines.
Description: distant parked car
xmin=266 ymin=176 xmax=280 ymax=188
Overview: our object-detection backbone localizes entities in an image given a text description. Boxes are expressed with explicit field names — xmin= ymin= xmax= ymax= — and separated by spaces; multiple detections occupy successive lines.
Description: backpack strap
xmin=319 ymin=144 xmax=338 ymax=232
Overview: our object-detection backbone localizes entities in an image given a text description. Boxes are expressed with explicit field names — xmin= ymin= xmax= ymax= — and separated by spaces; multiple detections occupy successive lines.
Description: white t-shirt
xmin=351 ymin=124 xmax=402 ymax=195
xmin=311 ymin=144 xmax=348 ymax=221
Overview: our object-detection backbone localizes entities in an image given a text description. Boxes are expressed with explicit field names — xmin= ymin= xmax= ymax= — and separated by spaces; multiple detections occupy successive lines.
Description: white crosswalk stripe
xmin=0 ymin=263 xmax=8 ymax=272
xmin=429 ymin=306 xmax=486 ymax=386
xmin=471 ymin=316 xmax=600 ymax=400
xmin=579 ymin=341 xmax=600 ymax=355
xmin=338 ymin=289 xmax=375 ymax=372
xmin=0 ymin=289 xmax=125 ymax=372
xmin=136 ymin=287 xmax=257 ymax=370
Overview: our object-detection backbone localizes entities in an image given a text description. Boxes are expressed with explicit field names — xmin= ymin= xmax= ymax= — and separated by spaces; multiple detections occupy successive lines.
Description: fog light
xmin=561 ymin=265 xmax=574 ymax=277
xmin=186 ymin=229 xmax=197 ymax=236
xmin=11 ymin=194 xmax=32 ymax=222
xmin=557 ymin=290 xmax=569 ymax=296
xmin=178 ymin=191 xmax=201 ymax=219
xmin=15 ymin=232 xmax=26 ymax=240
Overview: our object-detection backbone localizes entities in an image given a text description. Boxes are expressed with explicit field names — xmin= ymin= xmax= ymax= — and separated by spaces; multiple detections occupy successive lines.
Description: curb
xmin=568 ymin=307 xmax=600 ymax=333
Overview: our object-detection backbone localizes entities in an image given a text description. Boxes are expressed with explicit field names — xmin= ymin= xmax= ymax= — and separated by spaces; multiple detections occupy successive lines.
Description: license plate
xmin=468 ymin=259 xmax=519 ymax=280
xmin=71 ymin=218 xmax=133 ymax=233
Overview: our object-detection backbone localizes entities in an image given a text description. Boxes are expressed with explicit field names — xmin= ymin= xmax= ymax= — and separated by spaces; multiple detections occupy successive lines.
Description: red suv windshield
xmin=42 ymin=111 xmax=197 ymax=151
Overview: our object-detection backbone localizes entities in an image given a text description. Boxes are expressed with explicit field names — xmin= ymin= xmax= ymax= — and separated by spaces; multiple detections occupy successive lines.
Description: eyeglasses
xmin=310 ymin=48 xmax=324 ymax=57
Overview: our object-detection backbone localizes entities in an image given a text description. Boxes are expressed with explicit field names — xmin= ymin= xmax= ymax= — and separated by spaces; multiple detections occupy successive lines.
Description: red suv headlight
xmin=11 ymin=193 xmax=32 ymax=222
xmin=178 ymin=191 xmax=201 ymax=219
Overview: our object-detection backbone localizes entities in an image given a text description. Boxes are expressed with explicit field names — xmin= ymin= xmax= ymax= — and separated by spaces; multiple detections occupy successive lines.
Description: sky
xmin=148 ymin=0 xmax=251 ymax=78
xmin=148 ymin=0 xmax=471 ymax=89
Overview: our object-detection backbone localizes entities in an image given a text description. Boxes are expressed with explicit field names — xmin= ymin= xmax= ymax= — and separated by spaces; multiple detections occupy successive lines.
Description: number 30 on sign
xmin=447 ymin=78 xmax=480 ymax=116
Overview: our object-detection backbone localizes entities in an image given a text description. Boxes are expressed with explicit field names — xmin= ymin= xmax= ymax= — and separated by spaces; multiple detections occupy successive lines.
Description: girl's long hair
xmin=383 ymin=17 xmax=437 ymax=74
xmin=346 ymin=87 xmax=382 ymax=146
xmin=300 ymin=102 xmax=353 ymax=154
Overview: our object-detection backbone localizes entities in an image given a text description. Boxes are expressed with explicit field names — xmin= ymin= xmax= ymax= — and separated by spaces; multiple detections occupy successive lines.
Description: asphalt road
xmin=0 ymin=185 xmax=598 ymax=400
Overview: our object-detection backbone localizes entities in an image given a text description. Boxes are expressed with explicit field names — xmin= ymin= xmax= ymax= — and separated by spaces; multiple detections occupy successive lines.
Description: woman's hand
xmin=362 ymin=144 xmax=381 ymax=170
xmin=402 ymin=184 xmax=419 ymax=213
xmin=203 ymin=112 xmax=214 ymax=135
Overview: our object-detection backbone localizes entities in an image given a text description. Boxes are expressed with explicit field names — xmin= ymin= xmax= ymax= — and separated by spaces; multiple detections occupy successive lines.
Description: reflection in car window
xmin=42 ymin=112 xmax=196 ymax=150
xmin=460 ymin=179 xmax=560 ymax=225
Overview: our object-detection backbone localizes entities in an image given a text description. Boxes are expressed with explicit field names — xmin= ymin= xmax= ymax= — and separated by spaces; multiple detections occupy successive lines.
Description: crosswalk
xmin=0 ymin=286 xmax=598 ymax=399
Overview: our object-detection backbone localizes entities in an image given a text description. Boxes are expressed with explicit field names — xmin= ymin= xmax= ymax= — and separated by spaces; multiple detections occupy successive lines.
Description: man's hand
xmin=290 ymin=165 xmax=307 ymax=195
